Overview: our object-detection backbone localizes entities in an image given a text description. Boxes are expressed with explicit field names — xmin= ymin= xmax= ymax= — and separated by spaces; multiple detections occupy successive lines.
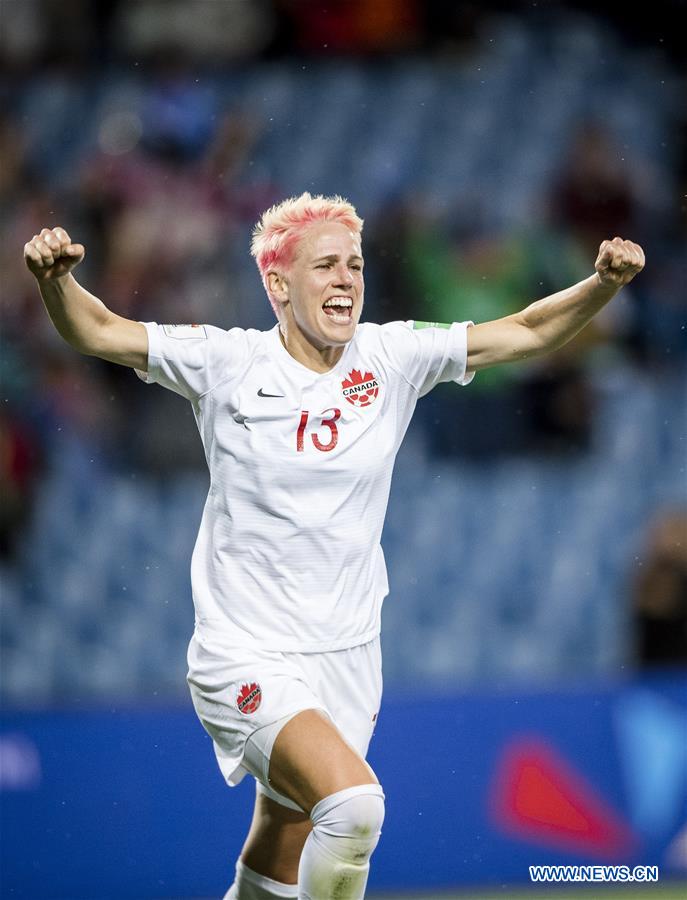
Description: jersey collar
xmin=269 ymin=324 xmax=355 ymax=379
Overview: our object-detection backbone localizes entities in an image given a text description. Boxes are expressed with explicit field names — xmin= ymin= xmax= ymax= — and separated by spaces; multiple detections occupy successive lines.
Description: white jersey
xmin=137 ymin=319 xmax=473 ymax=652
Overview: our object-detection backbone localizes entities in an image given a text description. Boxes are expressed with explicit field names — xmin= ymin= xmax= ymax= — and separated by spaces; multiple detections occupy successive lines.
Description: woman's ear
xmin=267 ymin=270 xmax=288 ymax=303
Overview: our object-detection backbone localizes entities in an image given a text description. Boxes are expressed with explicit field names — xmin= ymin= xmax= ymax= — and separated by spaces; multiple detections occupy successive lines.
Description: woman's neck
xmin=279 ymin=325 xmax=346 ymax=373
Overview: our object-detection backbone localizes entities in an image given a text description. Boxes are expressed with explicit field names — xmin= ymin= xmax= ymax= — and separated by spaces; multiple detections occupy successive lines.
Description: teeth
xmin=323 ymin=297 xmax=353 ymax=308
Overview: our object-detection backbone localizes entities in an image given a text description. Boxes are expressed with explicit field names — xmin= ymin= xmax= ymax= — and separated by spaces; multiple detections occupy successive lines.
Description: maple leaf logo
xmin=236 ymin=682 xmax=262 ymax=715
xmin=341 ymin=368 xmax=380 ymax=407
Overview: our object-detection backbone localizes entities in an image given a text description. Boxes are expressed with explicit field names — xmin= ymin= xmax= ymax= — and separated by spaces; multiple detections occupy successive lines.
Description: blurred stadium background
xmin=1 ymin=1 xmax=686 ymax=898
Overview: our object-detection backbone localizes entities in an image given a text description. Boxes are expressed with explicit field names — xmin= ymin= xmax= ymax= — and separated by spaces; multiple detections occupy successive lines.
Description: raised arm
xmin=466 ymin=237 xmax=645 ymax=372
xmin=24 ymin=226 xmax=148 ymax=371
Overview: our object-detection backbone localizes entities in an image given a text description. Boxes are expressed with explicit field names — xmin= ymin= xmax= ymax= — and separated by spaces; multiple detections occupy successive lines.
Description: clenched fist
xmin=595 ymin=237 xmax=645 ymax=288
xmin=24 ymin=227 xmax=85 ymax=281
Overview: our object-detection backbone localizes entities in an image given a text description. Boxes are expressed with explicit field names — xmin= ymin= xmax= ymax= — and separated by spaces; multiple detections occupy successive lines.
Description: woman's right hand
xmin=24 ymin=227 xmax=85 ymax=281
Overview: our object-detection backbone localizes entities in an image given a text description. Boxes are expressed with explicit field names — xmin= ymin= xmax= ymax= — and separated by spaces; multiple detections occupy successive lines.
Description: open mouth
xmin=322 ymin=297 xmax=353 ymax=324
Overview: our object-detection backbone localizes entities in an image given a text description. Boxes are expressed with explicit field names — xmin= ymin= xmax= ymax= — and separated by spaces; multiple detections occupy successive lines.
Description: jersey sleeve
xmin=135 ymin=322 xmax=250 ymax=402
xmin=379 ymin=320 xmax=475 ymax=397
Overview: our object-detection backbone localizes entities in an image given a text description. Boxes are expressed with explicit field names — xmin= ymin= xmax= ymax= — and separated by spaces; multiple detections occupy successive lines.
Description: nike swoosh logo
xmin=257 ymin=388 xmax=285 ymax=398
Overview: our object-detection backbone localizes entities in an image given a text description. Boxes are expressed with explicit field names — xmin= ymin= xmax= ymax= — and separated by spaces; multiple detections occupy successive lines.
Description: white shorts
xmin=187 ymin=631 xmax=383 ymax=812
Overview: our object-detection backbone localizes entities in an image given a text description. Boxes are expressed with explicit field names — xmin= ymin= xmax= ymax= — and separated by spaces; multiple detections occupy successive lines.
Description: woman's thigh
xmin=267 ymin=708 xmax=379 ymax=814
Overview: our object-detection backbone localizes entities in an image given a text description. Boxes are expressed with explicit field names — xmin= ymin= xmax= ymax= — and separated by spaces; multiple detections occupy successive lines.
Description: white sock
xmin=298 ymin=784 xmax=385 ymax=900
xmin=223 ymin=859 xmax=298 ymax=899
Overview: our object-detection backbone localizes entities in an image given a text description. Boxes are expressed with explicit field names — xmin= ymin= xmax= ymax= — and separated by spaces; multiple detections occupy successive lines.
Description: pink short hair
xmin=251 ymin=192 xmax=363 ymax=317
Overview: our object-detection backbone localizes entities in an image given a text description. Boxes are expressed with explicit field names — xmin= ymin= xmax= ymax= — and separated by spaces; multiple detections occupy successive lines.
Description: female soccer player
xmin=25 ymin=194 xmax=644 ymax=899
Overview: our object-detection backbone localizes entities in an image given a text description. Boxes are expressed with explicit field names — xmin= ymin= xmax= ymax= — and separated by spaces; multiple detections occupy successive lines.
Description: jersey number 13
xmin=296 ymin=409 xmax=341 ymax=453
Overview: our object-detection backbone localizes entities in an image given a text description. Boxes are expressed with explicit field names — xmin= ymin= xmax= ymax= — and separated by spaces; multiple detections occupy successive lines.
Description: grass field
xmin=185 ymin=885 xmax=687 ymax=899
xmin=369 ymin=887 xmax=687 ymax=900
xmin=186 ymin=880 xmax=687 ymax=899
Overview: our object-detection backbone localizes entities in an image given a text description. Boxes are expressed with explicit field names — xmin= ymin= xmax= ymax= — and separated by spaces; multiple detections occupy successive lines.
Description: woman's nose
xmin=333 ymin=266 xmax=353 ymax=286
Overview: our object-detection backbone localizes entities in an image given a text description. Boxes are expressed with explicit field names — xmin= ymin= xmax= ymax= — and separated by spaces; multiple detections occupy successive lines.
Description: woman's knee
xmin=310 ymin=783 xmax=385 ymax=862
xmin=297 ymin=784 xmax=385 ymax=899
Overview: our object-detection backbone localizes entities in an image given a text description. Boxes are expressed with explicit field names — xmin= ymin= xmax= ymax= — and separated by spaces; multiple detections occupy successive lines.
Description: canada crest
xmin=341 ymin=368 xmax=380 ymax=408
xmin=236 ymin=682 xmax=262 ymax=715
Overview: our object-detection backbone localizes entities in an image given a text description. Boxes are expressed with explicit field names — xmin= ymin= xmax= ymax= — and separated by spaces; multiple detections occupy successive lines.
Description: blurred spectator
xmin=77 ymin=88 xmax=271 ymax=324
xmin=522 ymin=363 xmax=595 ymax=454
xmin=550 ymin=119 xmax=686 ymax=370
xmin=112 ymin=0 xmax=276 ymax=64
xmin=634 ymin=511 xmax=687 ymax=667
xmin=273 ymin=0 xmax=421 ymax=55
xmin=550 ymin=122 xmax=640 ymax=256
xmin=0 ymin=0 xmax=44 ymax=72
xmin=422 ymin=1 xmax=484 ymax=56
xmin=68 ymin=74 xmax=277 ymax=472
xmin=0 ymin=0 xmax=114 ymax=72
xmin=365 ymin=192 xmax=433 ymax=325
xmin=546 ymin=120 xmax=657 ymax=365
xmin=0 ymin=411 xmax=42 ymax=560
xmin=0 ymin=114 xmax=24 ymax=200
xmin=367 ymin=192 xmax=598 ymax=457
